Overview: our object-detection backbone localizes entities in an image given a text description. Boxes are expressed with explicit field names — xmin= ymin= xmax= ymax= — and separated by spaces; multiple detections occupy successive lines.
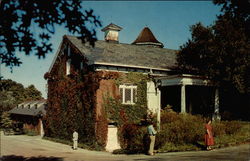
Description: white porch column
xmin=181 ymin=85 xmax=186 ymax=113
xmin=147 ymin=81 xmax=161 ymax=131
xmin=40 ymin=119 xmax=44 ymax=138
xmin=213 ymin=88 xmax=221 ymax=120
xmin=157 ymin=89 xmax=161 ymax=131
xmin=214 ymin=88 xmax=219 ymax=113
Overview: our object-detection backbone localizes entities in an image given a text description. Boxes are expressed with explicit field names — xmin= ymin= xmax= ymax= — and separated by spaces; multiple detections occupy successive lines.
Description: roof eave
xmin=92 ymin=61 xmax=172 ymax=71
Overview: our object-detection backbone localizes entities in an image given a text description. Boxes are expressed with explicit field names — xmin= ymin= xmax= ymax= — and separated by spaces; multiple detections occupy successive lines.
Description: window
xmin=119 ymin=85 xmax=137 ymax=105
xmin=80 ymin=62 xmax=84 ymax=70
xmin=66 ymin=46 xmax=71 ymax=75
xmin=66 ymin=59 xmax=71 ymax=75
xmin=67 ymin=45 xmax=71 ymax=57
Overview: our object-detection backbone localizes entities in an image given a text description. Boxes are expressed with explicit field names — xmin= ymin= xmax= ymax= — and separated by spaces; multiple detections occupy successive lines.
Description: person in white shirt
xmin=72 ymin=131 xmax=78 ymax=150
xmin=147 ymin=122 xmax=157 ymax=155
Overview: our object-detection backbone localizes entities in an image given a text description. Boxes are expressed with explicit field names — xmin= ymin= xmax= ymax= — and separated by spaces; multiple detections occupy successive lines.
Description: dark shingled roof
xmin=65 ymin=35 xmax=178 ymax=70
xmin=9 ymin=100 xmax=46 ymax=116
xmin=101 ymin=23 xmax=122 ymax=32
xmin=132 ymin=27 xmax=164 ymax=48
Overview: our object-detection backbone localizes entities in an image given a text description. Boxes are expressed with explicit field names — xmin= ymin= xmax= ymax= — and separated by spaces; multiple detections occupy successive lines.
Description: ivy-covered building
xmin=45 ymin=23 xmax=219 ymax=151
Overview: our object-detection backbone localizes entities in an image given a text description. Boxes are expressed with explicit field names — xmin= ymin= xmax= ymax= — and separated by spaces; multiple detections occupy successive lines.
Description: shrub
xmin=212 ymin=121 xmax=228 ymax=137
xmin=1 ymin=112 xmax=13 ymax=129
xmin=118 ymin=124 xmax=147 ymax=153
xmin=223 ymin=120 xmax=242 ymax=135
xmin=118 ymin=112 xmax=206 ymax=153
xmin=158 ymin=112 xmax=204 ymax=146
xmin=116 ymin=110 xmax=247 ymax=153
xmin=212 ymin=120 xmax=242 ymax=136
xmin=160 ymin=110 xmax=180 ymax=124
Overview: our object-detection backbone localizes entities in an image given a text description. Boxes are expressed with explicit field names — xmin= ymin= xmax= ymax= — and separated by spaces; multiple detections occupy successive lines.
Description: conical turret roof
xmin=132 ymin=27 xmax=164 ymax=48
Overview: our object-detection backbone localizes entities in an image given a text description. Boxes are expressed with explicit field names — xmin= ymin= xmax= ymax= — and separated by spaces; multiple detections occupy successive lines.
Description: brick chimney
xmin=101 ymin=23 xmax=122 ymax=43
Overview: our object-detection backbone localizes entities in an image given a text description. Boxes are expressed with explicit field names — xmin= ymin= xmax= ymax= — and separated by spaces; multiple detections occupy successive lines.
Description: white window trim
xmin=66 ymin=46 xmax=71 ymax=75
xmin=119 ymin=84 xmax=137 ymax=105
xmin=66 ymin=59 xmax=71 ymax=75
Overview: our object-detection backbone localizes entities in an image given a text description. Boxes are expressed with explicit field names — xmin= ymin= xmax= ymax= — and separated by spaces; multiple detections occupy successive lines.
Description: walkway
xmin=1 ymin=132 xmax=249 ymax=161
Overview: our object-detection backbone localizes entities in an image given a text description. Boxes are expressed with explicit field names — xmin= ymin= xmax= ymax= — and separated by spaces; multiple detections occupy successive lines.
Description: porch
xmin=147 ymin=74 xmax=220 ymax=119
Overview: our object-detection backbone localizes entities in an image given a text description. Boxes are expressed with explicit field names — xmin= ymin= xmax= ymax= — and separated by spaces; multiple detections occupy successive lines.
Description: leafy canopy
xmin=177 ymin=0 xmax=250 ymax=94
xmin=0 ymin=0 xmax=101 ymax=68
xmin=0 ymin=79 xmax=43 ymax=116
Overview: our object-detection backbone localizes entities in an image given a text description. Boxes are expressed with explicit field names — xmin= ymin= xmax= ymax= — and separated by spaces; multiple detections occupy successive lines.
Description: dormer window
xmin=35 ymin=104 xmax=38 ymax=109
xmin=28 ymin=105 xmax=31 ymax=109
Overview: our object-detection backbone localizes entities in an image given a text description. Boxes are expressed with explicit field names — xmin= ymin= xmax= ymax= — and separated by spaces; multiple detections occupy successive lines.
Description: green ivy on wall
xmin=105 ymin=72 xmax=151 ymax=126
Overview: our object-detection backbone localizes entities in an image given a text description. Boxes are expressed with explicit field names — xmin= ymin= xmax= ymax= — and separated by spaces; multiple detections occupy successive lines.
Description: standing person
xmin=205 ymin=120 xmax=214 ymax=150
xmin=147 ymin=121 xmax=157 ymax=155
xmin=72 ymin=131 xmax=78 ymax=150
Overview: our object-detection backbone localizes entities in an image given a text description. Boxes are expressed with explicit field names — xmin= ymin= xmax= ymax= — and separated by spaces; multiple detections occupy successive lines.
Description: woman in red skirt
xmin=205 ymin=119 xmax=214 ymax=150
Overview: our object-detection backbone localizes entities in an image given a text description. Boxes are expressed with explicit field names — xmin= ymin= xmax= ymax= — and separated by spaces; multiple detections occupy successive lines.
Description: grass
xmin=43 ymin=136 xmax=104 ymax=151
xmin=158 ymin=143 xmax=200 ymax=152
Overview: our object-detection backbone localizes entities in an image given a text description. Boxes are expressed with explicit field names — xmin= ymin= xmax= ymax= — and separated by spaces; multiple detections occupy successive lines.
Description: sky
xmin=1 ymin=1 xmax=222 ymax=98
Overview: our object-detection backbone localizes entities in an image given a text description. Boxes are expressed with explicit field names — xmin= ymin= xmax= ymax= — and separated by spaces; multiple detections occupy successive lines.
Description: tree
xmin=1 ymin=112 xmax=13 ymax=128
xmin=0 ymin=79 xmax=43 ymax=116
xmin=0 ymin=0 xmax=101 ymax=68
xmin=24 ymin=85 xmax=42 ymax=100
xmin=0 ymin=79 xmax=26 ymax=104
xmin=0 ymin=91 xmax=15 ymax=117
xmin=177 ymin=0 xmax=250 ymax=94
xmin=177 ymin=0 xmax=250 ymax=119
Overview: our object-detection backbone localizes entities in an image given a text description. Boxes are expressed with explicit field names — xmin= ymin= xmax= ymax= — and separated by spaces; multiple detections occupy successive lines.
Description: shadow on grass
xmin=0 ymin=155 xmax=63 ymax=161
xmin=194 ymin=142 xmax=206 ymax=150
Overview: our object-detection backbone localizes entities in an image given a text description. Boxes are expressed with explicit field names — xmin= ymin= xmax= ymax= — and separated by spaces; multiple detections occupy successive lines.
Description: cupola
xmin=101 ymin=23 xmax=122 ymax=43
xmin=132 ymin=27 xmax=164 ymax=48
